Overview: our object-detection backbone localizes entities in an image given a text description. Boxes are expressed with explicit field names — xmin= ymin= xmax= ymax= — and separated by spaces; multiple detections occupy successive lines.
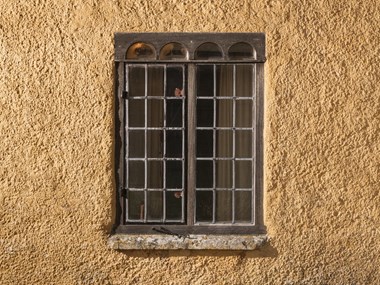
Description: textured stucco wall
xmin=1 ymin=0 xmax=379 ymax=284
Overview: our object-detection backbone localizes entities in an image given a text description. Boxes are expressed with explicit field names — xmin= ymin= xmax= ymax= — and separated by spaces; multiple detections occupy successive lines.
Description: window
xmin=113 ymin=33 xmax=265 ymax=236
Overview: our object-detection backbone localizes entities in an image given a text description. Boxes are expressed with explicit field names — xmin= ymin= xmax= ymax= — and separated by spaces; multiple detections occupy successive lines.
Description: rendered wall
xmin=1 ymin=0 xmax=379 ymax=284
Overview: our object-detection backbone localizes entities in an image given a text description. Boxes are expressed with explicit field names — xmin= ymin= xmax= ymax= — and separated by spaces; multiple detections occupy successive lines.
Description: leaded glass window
xmin=114 ymin=33 xmax=265 ymax=235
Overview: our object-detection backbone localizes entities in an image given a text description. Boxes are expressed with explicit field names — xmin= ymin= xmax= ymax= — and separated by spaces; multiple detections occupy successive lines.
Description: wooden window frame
xmin=113 ymin=33 xmax=266 ymax=235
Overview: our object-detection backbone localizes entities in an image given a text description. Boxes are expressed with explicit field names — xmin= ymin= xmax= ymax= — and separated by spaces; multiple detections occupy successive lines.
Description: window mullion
xmin=212 ymin=64 xmax=216 ymax=224
xmin=122 ymin=63 xmax=128 ymax=224
xmin=144 ymin=64 xmax=148 ymax=223
xmin=187 ymin=63 xmax=196 ymax=226
xmin=255 ymin=63 xmax=265 ymax=228
xmin=252 ymin=64 xmax=256 ymax=224
xmin=163 ymin=64 xmax=167 ymax=223
xmin=232 ymin=64 xmax=236 ymax=224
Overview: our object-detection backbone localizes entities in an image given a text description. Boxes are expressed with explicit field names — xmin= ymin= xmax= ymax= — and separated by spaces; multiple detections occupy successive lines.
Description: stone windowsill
xmin=108 ymin=234 xmax=268 ymax=250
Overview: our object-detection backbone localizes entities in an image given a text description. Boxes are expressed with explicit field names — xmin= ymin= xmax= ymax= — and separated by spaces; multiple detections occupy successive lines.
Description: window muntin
xmin=114 ymin=33 xmax=265 ymax=235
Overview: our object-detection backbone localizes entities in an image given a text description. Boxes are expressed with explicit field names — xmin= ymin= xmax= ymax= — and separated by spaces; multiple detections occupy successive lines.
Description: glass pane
xmin=160 ymin=42 xmax=188 ymax=60
xmin=197 ymin=99 xmax=213 ymax=127
xmin=195 ymin=43 xmax=222 ymax=59
xmin=128 ymin=161 xmax=144 ymax=188
xmin=166 ymin=130 xmax=182 ymax=158
xmin=148 ymin=66 xmax=164 ymax=97
xmin=147 ymin=130 xmax=163 ymax=158
xmin=216 ymin=130 xmax=232 ymax=158
xmin=147 ymin=161 xmax=163 ymax=188
xmin=166 ymin=161 xmax=182 ymax=188
xmin=216 ymin=160 xmax=232 ymax=188
xmin=196 ymin=160 xmax=213 ymax=188
xmin=228 ymin=43 xmax=253 ymax=59
xmin=216 ymin=65 xmax=233 ymax=97
xmin=196 ymin=191 xmax=213 ymax=222
xmin=235 ymin=191 xmax=252 ymax=222
xmin=236 ymin=130 xmax=252 ymax=158
xmin=166 ymin=191 xmax=183 ymax=220
xmin=197 ymin=65 xmax=214 ymax=97
xmin=236 ymin=100 xmax=252 ymax=127
xmin=216 ymin=100 xmax=233 ymax=127
xmin=166 ymin=100 xmax=183 ymax=127
xmin=147 ymin=99 xmax=164 ymax=127
xmin=128 ymin=99 xmax=144 ymax=127
xmin=196 ymin=130 xmax=213 ymax=158
xmin=128 ymin=191 xmax=144 ymax=220
xmin=126 ymin=42 xmax=156 ymax=59
xmin=128 ymin=66 xmax=145 ymax=97
xmin=166 ymin=66 xmax=183 ymax=97
xmin=216 ymin=191 xmax=232 ymax=222
xmin=236 ymin=65 xmax=253 ymax=97
xmin=147 ymin=191 xmax=163 ymax=220
xmin=128 ymin=131 xmax=144 ymax=158
xmin=236 ymin=161 xmax=252 ymax=188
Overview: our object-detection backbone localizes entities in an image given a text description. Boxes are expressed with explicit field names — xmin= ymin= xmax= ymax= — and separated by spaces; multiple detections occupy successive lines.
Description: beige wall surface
xmin=1 ymin=0 xmax=379 ymax=284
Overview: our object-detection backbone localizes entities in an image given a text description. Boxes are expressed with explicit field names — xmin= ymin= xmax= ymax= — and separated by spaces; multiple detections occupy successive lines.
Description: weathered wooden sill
xmin=108 ymin=234 xmax=268 ymax=250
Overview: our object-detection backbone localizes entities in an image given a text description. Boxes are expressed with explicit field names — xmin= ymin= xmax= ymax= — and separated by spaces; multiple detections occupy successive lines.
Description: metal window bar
xmin=212 ymin=64 xmax=216 ymax=224
xmin=124 ymin=64 xmax=129 ymax=223
xmin=195 ymin=157 xmax=252 ymax=161
xmin=128 ymin=97 xmax=249 ymax=101
xmin=252 ymin=64 xmax=257 ymax=225
xmin=232 ymin=64 xmax=236 ymax=224
xmin=187 ymin=64 xmax=196 ymax=226
xmin=118 ymin=60 xmax=265 ymax=64
xmin=144 ymin=64 xmax=148 ymax=223
xmin=128 ymin=127 xmax=184 ymax=130
xmin=192 ymin=188 xmax=253 ymax=191
xmin=126 ymin=96 xmax=185 ymax=99
xmin=163 ymin=64 xmax=167 ymax=222
xmin=128 ymin=188 xmax=182 ymax=191
xmin=194 ymin=96 xmax=253 ymax=100
xmin=195 ymin=127 xmax=252 ymax=130
xmin=128 ymin=158 xmax=183 ymax=161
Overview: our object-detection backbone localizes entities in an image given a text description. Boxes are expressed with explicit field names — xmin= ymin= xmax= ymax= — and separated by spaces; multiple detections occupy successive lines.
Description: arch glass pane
xmin=159 ymin=42 xmax=188 ymax=60
xmin=126 ymin=42 xmax=156 ymax=59
xmin=228 ymin=42 xmax=254 ymax=59
xmin=195 ymin=42 xmax=223 ymax=59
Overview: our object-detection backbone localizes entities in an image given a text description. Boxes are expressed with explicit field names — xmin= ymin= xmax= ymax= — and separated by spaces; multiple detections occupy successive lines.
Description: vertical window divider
xmin=163 ymin=64 xmax=167 ymax=223
xmin=255 ymin=62 xmax=265 ymax=228
xmin=187 ymin=64 xmax=196 ymax=226
xmin=252 ymin=64 xmax=257 ymax=225
xmin=123 ymin=63 xmax=128 ymax=224
xmin=212 ymin=64 xmax=216 ymax=224
xmin=144 ymin=64 xmax=148 ymax=222
xmin=232 ymin=64 xmax=236 ymax=224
